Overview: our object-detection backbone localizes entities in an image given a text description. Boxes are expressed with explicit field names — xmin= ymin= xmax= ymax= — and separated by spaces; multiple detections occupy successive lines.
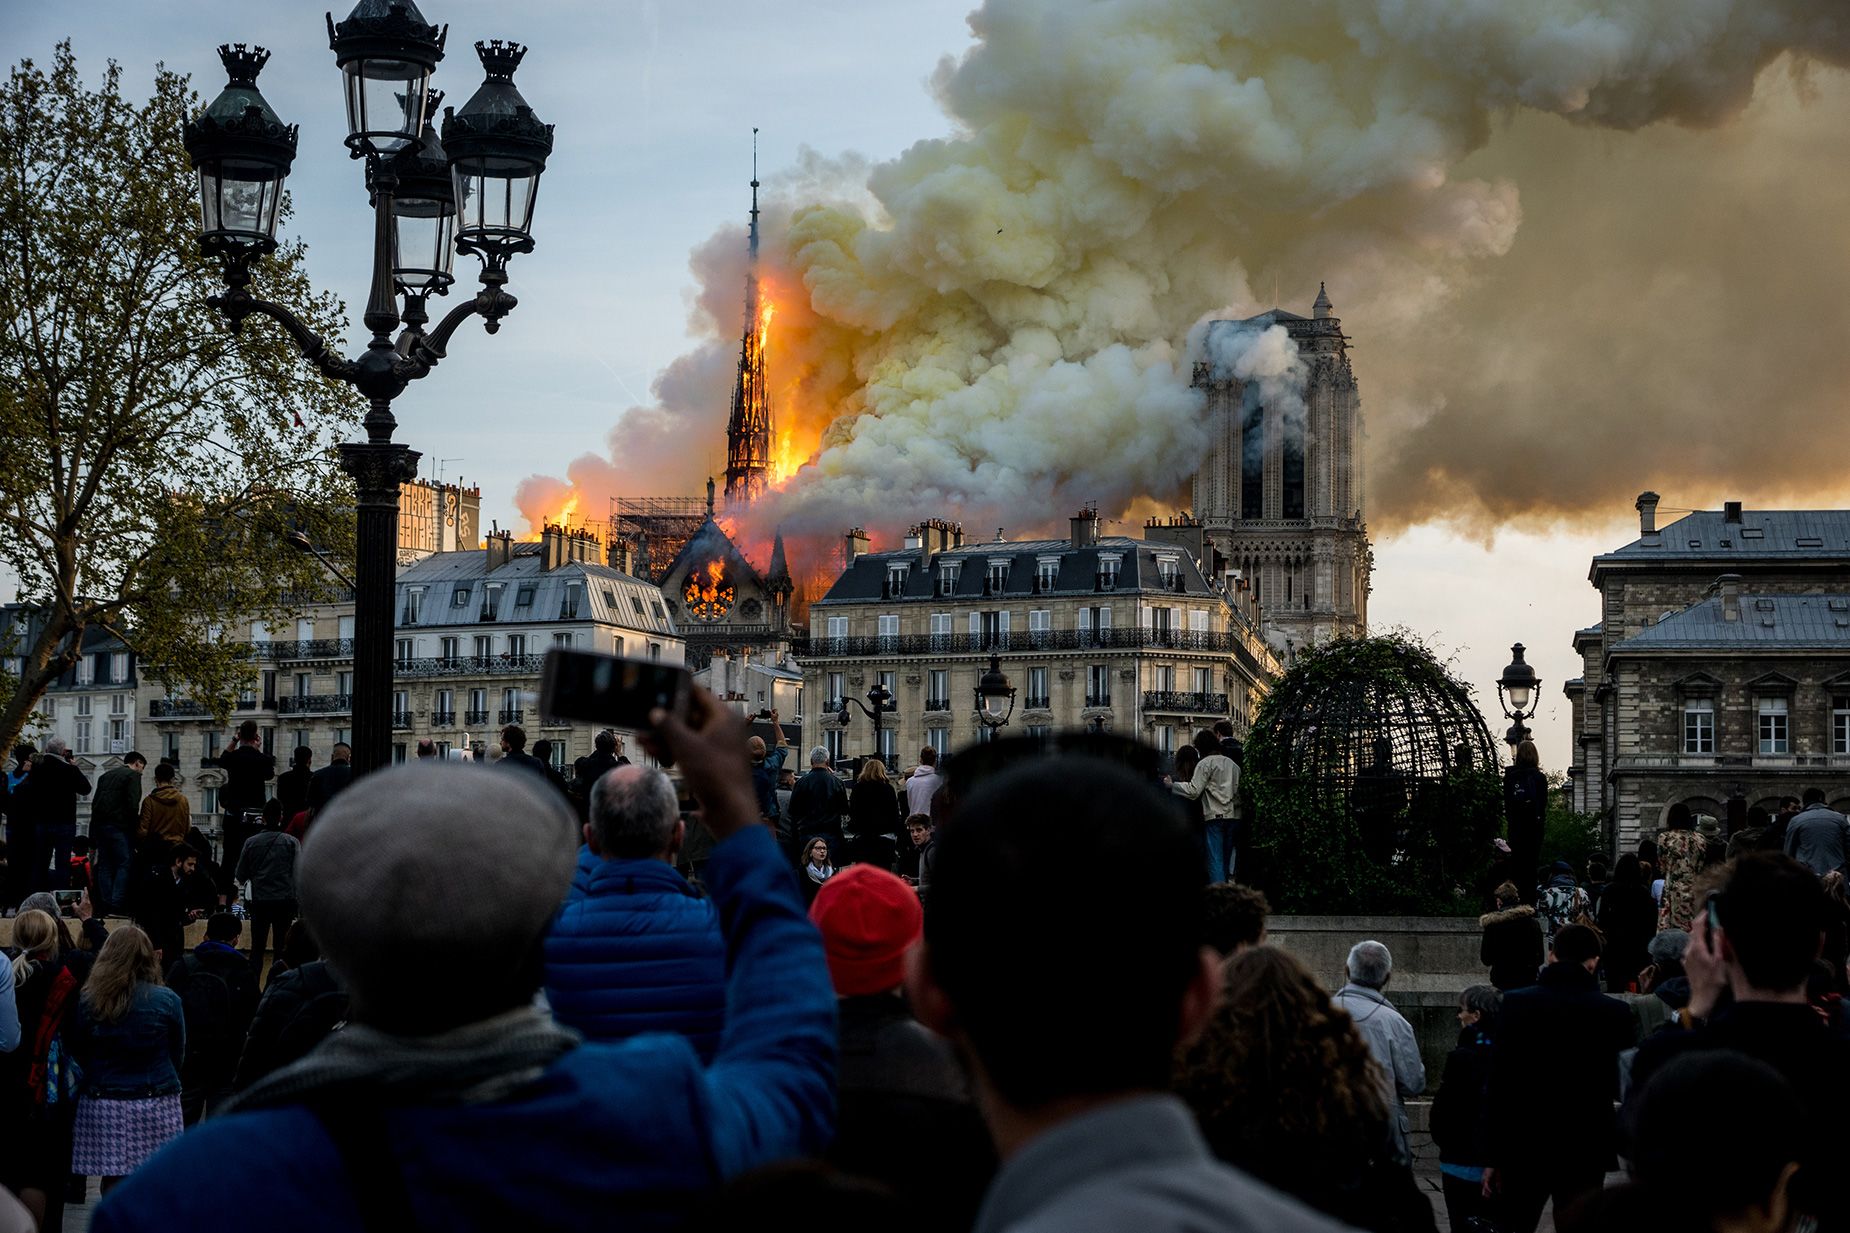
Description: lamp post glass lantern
xmin=1496 ymin=642 xmax=1540 ymax=748
xmin=185 ymin=5 xmax=550 ymax=776
xmin=975 ymin=653 xmax=1017 ymax=729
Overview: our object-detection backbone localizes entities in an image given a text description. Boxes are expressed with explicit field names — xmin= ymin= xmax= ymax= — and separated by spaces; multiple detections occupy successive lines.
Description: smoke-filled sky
xmin=18 ymin=0 xmax=1850 ymax=771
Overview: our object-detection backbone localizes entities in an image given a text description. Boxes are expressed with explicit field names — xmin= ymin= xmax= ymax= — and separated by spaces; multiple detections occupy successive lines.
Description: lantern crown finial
xmin=476 ymin=40 xmax=528 ymax=82
xmin=217 ymin=44 xmax=272 ymax=88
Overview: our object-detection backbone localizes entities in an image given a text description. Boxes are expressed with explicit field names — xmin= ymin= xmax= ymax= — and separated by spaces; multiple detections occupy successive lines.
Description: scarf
xmin=223 ymin=1005 xmax=579 ymax=1115
xmin=806 ymin=862 xmax=835 ymax=884
xmin=28 ymin=965 xmax=76 ymax=1106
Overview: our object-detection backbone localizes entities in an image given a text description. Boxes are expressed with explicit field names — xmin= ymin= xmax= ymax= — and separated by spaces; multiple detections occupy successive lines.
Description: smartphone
xmin=540 ymin=648 xmax=691 ymax=731
xmin=52 ymin=889 xmax=83 ymax=917
xmin=1705 ymin=894 xmax=1724 ymax=954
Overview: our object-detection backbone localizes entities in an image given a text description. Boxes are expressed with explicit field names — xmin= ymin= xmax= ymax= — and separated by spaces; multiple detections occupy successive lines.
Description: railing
xmin=1023 ymin=695 xmax=1051 ymax=710
xmin=800 ymin=628 xmax=1251 ymax=658
xmin=923 ymin=698 xmax=953 ymax=712
xmin=684 ymin=623 xmax=796 ymax=641
xmin=1142 ymin=690 xmax=1230 ymax=714
xmin=391 ymin=710 xmax=415 ymax=729
xmin=1085 ymin=694 xmax=1112 ymax=708
xmin=149 ymin=700 xmax=214 ymax=718
xmin=392 ymin=654 xmax=547 ymax=679
xmin=498 ymin=708 xmax=524 ymax=724
xmin=431 ymin=711 xmax=456 ymax=727
xmin=277 ymin=694 xmax=352 ymax=715
xmin=256 ymin=638 xmax=354 ymax=661
xmin=234 ymin=698 xmax=258 ymax=712
xmin=464 ymin=709 xmax=491 ymax=725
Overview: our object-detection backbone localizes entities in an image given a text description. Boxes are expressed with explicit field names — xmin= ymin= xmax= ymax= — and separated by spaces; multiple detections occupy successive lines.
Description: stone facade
xmin=2 ymin=610 xmax=140 ymax=830
xmin=1191 ymin=285 xmax=1371 ymax=655
xmin=1566 ymin=494 xmax=1850 ymax=854
xmin=801 ymin=511 xmax=1280 ymax=770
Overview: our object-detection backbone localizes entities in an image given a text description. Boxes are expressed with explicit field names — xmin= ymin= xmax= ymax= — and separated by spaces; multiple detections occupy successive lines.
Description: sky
xmin=16 ymin=1 xmax=1847 ymax=777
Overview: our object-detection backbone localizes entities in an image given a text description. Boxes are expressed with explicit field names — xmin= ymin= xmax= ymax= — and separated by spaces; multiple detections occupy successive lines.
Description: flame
xmin=758 ymin=300 xmax=775 ymax=350
xmin=684 ymin=557 xmax=735 ymax=622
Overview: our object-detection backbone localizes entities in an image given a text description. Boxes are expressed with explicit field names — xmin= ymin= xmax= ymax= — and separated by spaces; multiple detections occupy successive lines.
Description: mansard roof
xmin=1609 ymin=593 xmax=1850 ymax=652
xmin=815 ymin=535 xmax=1215 ymax=606
xmin=1593 ymin=509 xmax=1850 ymax=586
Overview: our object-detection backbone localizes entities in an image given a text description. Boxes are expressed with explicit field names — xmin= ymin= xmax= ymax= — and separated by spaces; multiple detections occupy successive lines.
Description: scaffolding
xmin=608 ymin=496 xmax=709 ymax=582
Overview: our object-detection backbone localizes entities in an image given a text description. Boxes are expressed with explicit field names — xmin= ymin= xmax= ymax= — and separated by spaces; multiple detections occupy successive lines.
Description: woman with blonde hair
xmin=2 ymin=909 xmax=87 ymax=1227
xmin=65 ymin=926 xmax=185 ymax=1192
xmin=1176 ymin=946 xmax=1435 ymax=1232
xmin=847 ymin=756 xmax=901 ymax=870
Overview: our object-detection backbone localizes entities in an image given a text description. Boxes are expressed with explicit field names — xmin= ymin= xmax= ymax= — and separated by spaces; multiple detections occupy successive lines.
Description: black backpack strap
xmin=300 ymin=1088 xmax=419 ymax=1232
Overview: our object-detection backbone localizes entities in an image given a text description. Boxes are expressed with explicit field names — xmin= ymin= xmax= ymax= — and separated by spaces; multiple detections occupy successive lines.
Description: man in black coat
xmin=567 ymin=729 xmax=627 ymax=821
xmin=1484 ymin=923 xmax=1633 ymax=1233
xmin=786 ymin=745 xmax=847 ymax=859
xmin=495 ymin=724 xmax=552 ymax=781
xmin=1628 ymin=853 xmax=1850 ymax=1233
xmin=232 ymin=959 xmax=349 ymax=1091
xmin=134 ymin=843 xmax=202 ymax=968
xmin=89 ymin=751 xmax=145 ymax=915
xmin=305 ymin=743 xmax=354 ymax=816
xmin=168 ymin=912 xmax=261 ymax=1125
xmin=26 ymin=738 xmax=91 ymax=893
xmin=214 ymin=720 xmax=275 ymax=868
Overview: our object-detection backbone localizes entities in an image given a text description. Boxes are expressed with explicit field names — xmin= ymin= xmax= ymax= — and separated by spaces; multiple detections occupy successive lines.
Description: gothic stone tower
xmin=723 ymin=134 xmax=774 ymax=508
xmin=1192 ymin=284 xmax=1371 ymax=655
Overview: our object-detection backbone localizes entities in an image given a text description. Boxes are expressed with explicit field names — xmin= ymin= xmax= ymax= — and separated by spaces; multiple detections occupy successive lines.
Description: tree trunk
xmin=0 ymin=610 xmax=82 ymax=758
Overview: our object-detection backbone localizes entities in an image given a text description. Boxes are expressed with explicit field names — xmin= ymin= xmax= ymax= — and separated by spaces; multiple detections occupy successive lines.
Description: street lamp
xmin=974 ymin=652 xmax=1017 ymax=730
xmin=183 ymin=4 xmax=554 ymax=776
xmin=284 ymin=529 xmax=359 ymax=591
xmin=835 ymin=682 xmax=899 ymax=760
xmin=1496 ymin=642 xmax=1540 ymax=750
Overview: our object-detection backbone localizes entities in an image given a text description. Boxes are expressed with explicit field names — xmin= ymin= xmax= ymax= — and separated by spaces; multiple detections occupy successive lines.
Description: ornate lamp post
xmin=182 ymin=3 xmax=553 ymax=775
xmin=974 ymin=652 xmax=1017 ymax=732
xmin=835 ymin=682 xmax=899 ymax=761
xmin=1496 ymin=642 xmax=1540 ymax=750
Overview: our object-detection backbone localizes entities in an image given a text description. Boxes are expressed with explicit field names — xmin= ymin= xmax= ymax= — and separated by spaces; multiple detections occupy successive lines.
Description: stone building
xmin=397 ymin=478 xmax=481 ymax=562
xmin=801 ymin=509 xmax=1280 ymax=769
xmin=1566 ymin=493 xmax=1850 ymax=853
xmin=2 ymin=609 xmax=140 ymax=830
xmin=1191 ymin=285 xmax=1371 ymax=654
xmin=654 ymin=486 xmax=798 ymax=672
xmin=389 ymin=527 xmax=684 ymax=768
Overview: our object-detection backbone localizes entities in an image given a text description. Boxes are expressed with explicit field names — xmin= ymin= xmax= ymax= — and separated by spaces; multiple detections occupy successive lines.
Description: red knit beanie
xmin=808 ymin=863 xmax=923 ymax=996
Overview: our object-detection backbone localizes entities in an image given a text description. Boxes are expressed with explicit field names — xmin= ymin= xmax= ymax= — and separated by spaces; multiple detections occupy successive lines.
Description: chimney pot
xmin=1070 ymin=507 xmax=1100 ymax=549
xmin=1635 ymin=490 xmax=1661 ymax=536
xmin=1724 ymin=500 xmax=1743 ymax=524
xmin=844 ymin=527 xmax=870 ymax=566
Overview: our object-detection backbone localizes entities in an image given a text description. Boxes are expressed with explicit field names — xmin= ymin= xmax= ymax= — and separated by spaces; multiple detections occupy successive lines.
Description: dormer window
xmin=1096 ymin=555 xmax=1122 ymax=591
xmin=986 ymin=560 xmax=1010 ymax=595
xmin=1156 ymin=556 xmax=1180 ymax=589
xmin=938 ymin=560 xmax=962 ymax=596
xmin=480 ymin=582 xmax=504 ymax=622
xmin=402 ymin=587 xmax=426 ymax=625
xmin=450 ymin=584 xmax=471 ymax=608
xmin=886 ymin=563 xmax=909 ymax=597
xmin=1036 ymin=558 xmax=1060 ymax=592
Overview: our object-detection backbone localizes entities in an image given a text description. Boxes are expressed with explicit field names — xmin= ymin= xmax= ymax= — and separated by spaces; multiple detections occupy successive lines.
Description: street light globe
xmin=443 ymin=41 xmax=554 ymax=263
xmin=327 ymin=0 xmax=447 ymax=158
xmin=1497 ymin=642 xmax=1539 ymax=716
xmin=182 ymin=45 xmax=298 ymax=257
xmin=385 ymin=93 xmax=456 ymax=295
xmin=974 ymin=653 xmax=1016 ymax=729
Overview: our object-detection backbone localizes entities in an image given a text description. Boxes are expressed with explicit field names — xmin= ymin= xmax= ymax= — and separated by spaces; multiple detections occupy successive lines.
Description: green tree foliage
xmin=1243 ymin=633 xmax=1504 ymax=914
xmin=0 ymin=44 xmax=359 ymax=753
xmin=1541 ymin=774 xmax=1603 ymax=875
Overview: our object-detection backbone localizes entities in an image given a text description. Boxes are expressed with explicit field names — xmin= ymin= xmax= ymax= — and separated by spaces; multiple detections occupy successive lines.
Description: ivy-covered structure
xmin=1244 ymin=634 xmax=1501 ymax=913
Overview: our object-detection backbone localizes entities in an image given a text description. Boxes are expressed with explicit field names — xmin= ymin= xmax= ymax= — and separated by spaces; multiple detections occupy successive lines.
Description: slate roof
xmin=395 ymin=545 xmax=678 ymax=635
xmin=1594 ymin=510 xmax=1850 ymax=580
xmin=1609 ymin=593 xmax=1850 ymax=652
xmin=815 ymin=535 xmax=1214 ymax=606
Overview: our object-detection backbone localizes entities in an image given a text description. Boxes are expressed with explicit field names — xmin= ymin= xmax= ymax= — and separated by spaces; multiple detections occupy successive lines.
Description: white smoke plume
xmin=519 ymin=0 xmax=1850 ymax=540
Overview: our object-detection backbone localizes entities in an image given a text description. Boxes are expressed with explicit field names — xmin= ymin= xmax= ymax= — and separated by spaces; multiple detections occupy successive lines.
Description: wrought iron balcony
xmin=149 ymin=700 xmax=215 ymax=718
xmin=923 ymin=698 xmax=953 ymax=712
xmin=464 ymin=709 xmax=491 ymax=725
xmin=801 ymin=628 xmax=1243 ymax=659
xmin=258 ymin=638 xmax=354 ymax=661
xmin=391 ymin=710 xmax=415 ymax=729
xmin=1142 ymin=690 xmax=1230 ymax=715
xmin=497 ymin=708 xmax=524 ymax=724
xmin=431 ymin=711 xmax=456 ymax=727
xmin=1084 ymin=693 xmax=1112 ymax=708
xmin=277 ymin=694 xmax=352 ymax=715
xmin=392 ymin=654 xmax=547 ymax=679
xmin=1023 ymin=695 xmax=1051 ymax=710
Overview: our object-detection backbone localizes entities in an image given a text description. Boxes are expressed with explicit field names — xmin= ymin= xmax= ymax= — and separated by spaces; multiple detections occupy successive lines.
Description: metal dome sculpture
xmin=1245 ymin=633 xmax=1502 ymax=913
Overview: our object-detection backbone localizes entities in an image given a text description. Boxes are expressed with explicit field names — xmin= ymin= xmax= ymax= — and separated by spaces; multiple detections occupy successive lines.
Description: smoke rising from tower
xmin=517 ymin=0 xmax=1850 ymax=539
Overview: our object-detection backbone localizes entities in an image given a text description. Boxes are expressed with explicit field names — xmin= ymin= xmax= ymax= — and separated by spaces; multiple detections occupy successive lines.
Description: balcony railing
xmin=1085 ymin=694 xmax=1112 ymax=708
xmin=1023 ymin=695 xmax=1051 ymax=710
xmin=464 ymin=709 xmax=491 ymax=725
xmin=392 ymin=654 xmax=547 ymax=679
xmin=255 ymin=638 xmax=354 ymax=661
xmin=1142 ymin=690 xmax=1230 ymax=715
xmin=391 ymin=710 xmax=415 ymax=729
xmin=149 ymin=700 xmax=214 ymax=718
xmin=497 ymin=708 xmax=524 ymax=724
xmin=277 ymin=694 xmax=352 ymax=715
xmin=431 ymin=711 xmax=457 ymax=727
xmin=801 ymin=628 xmax=1246 ymax=658
xmin=923 ymin=698 xmax=952 ymax=712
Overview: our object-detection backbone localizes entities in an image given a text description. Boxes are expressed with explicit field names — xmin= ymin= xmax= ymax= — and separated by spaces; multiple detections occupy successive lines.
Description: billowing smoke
xmin=521 ymin=0 xmax=1850 ymax=540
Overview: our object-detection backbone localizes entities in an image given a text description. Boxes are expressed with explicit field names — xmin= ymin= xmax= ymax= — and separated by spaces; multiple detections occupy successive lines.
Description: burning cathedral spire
xmin=723 ymin=130 xmax=774 ymax=508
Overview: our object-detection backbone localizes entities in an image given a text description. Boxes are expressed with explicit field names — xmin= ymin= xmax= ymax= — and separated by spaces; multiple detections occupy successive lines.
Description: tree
xmin=0 ymin=44 xmax=359 ymax=756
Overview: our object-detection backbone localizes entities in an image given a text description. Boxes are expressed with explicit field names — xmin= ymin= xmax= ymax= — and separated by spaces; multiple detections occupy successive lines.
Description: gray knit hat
xmin=298 ymin=762 xmax=578 ymax=1029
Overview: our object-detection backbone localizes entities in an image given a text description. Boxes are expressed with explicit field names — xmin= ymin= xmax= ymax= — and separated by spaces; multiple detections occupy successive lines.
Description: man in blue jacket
xmin=93 ymin=687 xmax=836 ymax=1232
xmin=543 ymin=763 xmax=728 ymax=1059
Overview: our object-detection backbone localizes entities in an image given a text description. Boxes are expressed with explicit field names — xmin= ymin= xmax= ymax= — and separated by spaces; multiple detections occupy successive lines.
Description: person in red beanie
xmin=809 ymin=864 xmax=994 ymax=1228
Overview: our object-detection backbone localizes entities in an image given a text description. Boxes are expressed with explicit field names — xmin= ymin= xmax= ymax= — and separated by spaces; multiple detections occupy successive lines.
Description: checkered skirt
xmin=70 ymin=1094 xmax=184 ymax=1177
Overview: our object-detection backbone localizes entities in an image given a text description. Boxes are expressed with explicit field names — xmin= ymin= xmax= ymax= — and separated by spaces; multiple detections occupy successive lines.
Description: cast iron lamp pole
xmin=183 ymin=4 xmax=553 ymax=776
xmin=1496 ymin=642 xmax=1541 ymax=751
xmin=835 ymin=682 xmax=899 ymax=760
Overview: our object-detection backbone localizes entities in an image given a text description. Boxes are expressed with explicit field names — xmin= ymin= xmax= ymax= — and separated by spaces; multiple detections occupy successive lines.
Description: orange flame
xmin=684 ymin=557 xmax=735 ymax=622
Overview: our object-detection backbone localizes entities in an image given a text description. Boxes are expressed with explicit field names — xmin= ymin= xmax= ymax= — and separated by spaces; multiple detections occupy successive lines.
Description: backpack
xmin=1537 ymin=884 xmax=1592 ymax=940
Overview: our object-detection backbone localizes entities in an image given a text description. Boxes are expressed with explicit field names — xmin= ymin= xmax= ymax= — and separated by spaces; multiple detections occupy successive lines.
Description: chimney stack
xmin=1636 ymin=491 xmax=1661 ymax=536
xmin=1070 ymin=506 xmax=1100 ymax=549
xmin=1718 ymin=573 xmax=1742 ymax=622
xmin=844 ymin=527 xmax=870 ymax=566
xmin=485 ymin=529 xmax=514 ymax=573
xmin=541 ymin=524 xmax=566 ymax=571
xmin=1724 ymin=500 xmax=1743 ymax=524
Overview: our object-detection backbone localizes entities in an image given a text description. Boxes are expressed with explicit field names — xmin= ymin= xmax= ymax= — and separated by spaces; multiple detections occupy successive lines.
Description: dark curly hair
xmin=1175 ymin=946 xmax=1392 ymax=1210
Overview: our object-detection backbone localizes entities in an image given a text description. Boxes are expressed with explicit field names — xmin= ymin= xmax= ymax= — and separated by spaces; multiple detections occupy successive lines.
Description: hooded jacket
xmin=138 ymin=784 xmax=192 ymax=846
xmin=1478 ymin=905 xmax=1543 ymax=991
xmin=542 ymin=847 xmax=728 ymax=1061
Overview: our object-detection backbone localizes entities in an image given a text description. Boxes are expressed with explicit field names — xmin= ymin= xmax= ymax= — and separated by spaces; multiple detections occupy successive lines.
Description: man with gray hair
xmin=542 ymin=764 xmax=729 ymax=1059
xmin=1333 ymin=940 xmax=1425 ymax=1160
xmin=24 ymin=736 xmax=90 ymax=893
xmin=787 ymin=745 xmax=848 ymax=861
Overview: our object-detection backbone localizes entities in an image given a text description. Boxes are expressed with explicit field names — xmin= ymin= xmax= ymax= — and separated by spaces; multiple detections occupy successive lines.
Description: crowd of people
xmin=0 ymin=702 xmax=1837 ymax=1231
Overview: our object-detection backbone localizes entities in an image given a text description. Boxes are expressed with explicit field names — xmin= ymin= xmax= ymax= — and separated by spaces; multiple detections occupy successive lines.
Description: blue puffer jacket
xmin=90 ymin=825 xmax=836 ymax=1233
xmin=543 ymin=847 xmax=728 ymax=1060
